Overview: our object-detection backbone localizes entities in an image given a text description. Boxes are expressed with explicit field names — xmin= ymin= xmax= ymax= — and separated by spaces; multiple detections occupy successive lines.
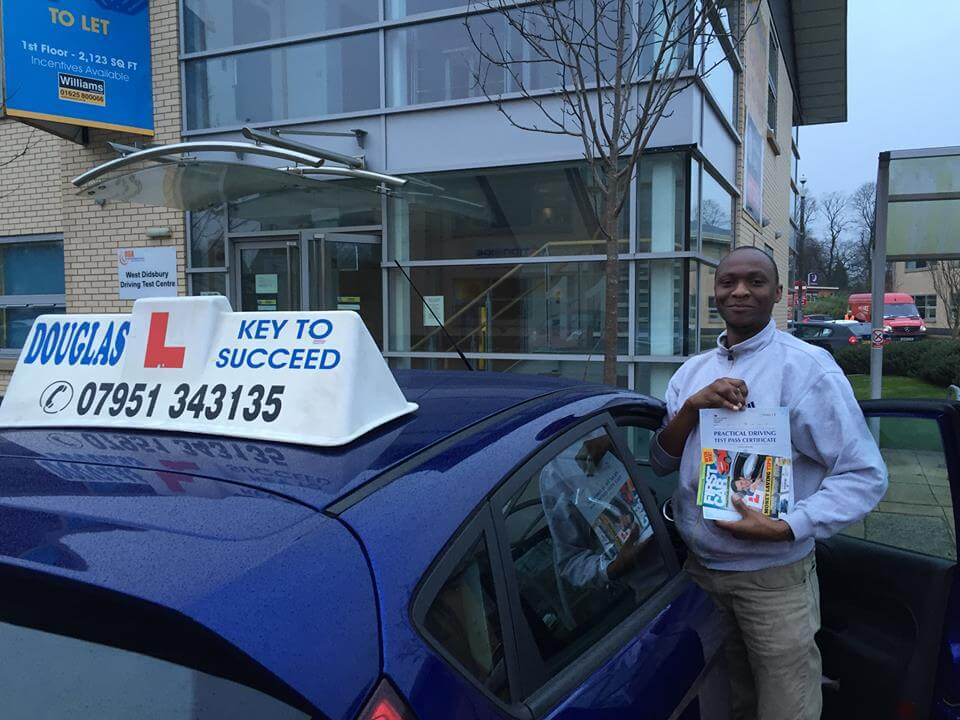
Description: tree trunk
xmin=602 ymin=177 xmax=621 ymax=386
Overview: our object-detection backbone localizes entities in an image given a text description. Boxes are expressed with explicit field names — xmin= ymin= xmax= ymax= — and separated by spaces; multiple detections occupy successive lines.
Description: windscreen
xmin=0 ymin=621 xmax=309 ymax=719
xmin=883 ymin=303 xmax=920 ymax=318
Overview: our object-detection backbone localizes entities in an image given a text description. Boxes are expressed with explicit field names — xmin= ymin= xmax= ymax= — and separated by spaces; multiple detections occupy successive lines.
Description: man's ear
xmin=775 ymin=284 xmax=783 ymax=303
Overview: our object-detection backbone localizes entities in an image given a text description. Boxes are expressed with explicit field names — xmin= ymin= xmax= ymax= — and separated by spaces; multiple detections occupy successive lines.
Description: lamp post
xmin=794 ymin=176 xmax=807 ymax=323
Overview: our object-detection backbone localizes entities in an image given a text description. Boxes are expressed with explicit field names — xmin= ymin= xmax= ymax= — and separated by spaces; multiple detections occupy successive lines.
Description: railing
xmin=408 ymin=238 xmax=613 ymax=352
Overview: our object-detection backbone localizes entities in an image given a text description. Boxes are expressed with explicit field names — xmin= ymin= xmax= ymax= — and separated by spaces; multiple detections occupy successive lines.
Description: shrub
xmin=833 ymin=338 xmax=960 ymax=387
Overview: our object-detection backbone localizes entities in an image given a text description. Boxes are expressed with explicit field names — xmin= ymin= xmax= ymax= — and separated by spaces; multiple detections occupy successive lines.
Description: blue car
xmin=0 ymin=371 xmax=958 ymax=719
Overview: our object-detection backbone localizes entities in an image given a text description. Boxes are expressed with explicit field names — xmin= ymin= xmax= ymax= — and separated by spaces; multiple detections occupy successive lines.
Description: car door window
xmin=843 ymin=413 xmax=955 ymax=560
xmin=422 ymin=534 xmax=510 ymax=702
xmin=500 ymin=426 xmax=670 ymax=678
xmin=820 ymin=327 xmax=834 ymax=337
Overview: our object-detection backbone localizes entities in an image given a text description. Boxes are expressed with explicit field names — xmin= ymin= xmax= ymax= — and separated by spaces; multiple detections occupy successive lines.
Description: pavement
xmin=842 ymin=448 xmax=955 ymax=560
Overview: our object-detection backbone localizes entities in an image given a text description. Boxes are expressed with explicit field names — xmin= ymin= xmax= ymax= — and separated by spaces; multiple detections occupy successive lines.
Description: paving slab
xmin=865 ymin=513 xmax=956 ymax=560
xmin=882 ymin=483 xmax=938 ymax=506
xmin=932 ymin=485 xmax=953 ymax=508
xmin=875 ymin=502 xmax=943 ymax=517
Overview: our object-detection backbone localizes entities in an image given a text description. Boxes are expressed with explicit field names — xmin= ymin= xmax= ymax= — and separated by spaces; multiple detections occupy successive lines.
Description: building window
xmin=0 ymin=236 xmax=66 ymax=353
xmin=707 ymin=295 xmax=720 ymax=323
xmin=386 ymin=0 xmax=468 ymax=19
xmin=182 ymin=0 xmax=378 ymax=53
xmin=391 ymin=160 xmax=629 ymax=262
xmin=184 ymin=32 xmax=380 ymax=130
xmin=702 ymin=29 xmax=734 ymax=123
xmin=767 ymin=29 xmax=778 ymax=133
xmin=637 ymin=153 xmax=688 ymax=252
xmin=386 ymin=14 xmax=566 ymax=108
xmin=905 ymin=259 xmax=929 ymax=271
xmin=388 ymin=260 xmax=629 ymax=356
xmin=915 ymin=294 xmax=937 ymax=322
xmin=700 ymin=170 xmax=734 ymax=260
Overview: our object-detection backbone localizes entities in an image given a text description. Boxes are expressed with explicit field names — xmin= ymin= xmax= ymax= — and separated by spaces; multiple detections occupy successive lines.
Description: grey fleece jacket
xmin=650 ymin=318 xmax=887 ymax=571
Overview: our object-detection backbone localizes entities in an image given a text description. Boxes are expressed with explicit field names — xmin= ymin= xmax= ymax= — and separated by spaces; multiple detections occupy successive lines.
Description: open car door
xmin=816 ymin=400 xmax=960 ymax=720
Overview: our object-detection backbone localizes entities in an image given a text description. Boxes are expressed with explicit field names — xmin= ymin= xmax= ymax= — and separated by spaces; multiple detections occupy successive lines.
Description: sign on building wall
xmin=2 ymin=0 xmax=154 ymax=135
xmin=744 ymin=114 xmax=764 ymax=223
xmin=117 ymin=247 xmax=178 ymax=299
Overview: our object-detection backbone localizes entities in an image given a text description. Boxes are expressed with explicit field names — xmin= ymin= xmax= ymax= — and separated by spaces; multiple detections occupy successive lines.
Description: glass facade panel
xmin=185 ymin=33 xmax=379 ymax=130
xmin=700 ymin=171 xmax=733 ymax=259
xmin=637 ymin=153 xmax=687 ymax=252
xmin=389 ymin=261 xmax=627 ymax=355
xmin=386 ymin=0 xmax=468 ymax=19
xmin=386 ymin=13 xmax=566 ymax=107
xmin=392 ymin=161 xmax=627 ymax=261
xmin=702 ymin=34 xmax=734 ymax=122
xmin=689 ymin=158 xmax=700 ymax=252
xmin=190 ymin=205 xmax=226 ymax=268
xmin=189 ymin=272 xmax=227 ymax=296
xmin=636 ymin=260 xmax=691 ymax=356
xmin=0 ymin=241 xmax=65 ymax=295
xmin=1 ymin=305 xmax=64 ymax=351
xmin=183 ymin=0 xmax=378 ymax=53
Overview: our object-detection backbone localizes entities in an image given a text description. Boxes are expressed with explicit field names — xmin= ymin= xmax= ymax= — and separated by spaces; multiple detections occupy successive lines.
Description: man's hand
xmin=714 ymin=496 xmax=794 ymax=542
xmin=606 ymin=525 xmax=648 ymax=581
xmin=656 ymin=378 xmax=748 ymax=460
xmin=684 ymin=377 xmax=749 ymax=413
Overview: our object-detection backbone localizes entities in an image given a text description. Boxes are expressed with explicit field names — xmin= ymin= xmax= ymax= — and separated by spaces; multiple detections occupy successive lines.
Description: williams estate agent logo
xmin=58 ymin=72 xmax=105 ymax=106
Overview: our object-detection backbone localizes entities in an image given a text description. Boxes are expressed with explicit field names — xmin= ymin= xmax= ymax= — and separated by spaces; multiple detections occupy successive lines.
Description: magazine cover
xmin=697 ymin=408 xmax=793 ymax=521
xmin=572 ymin=451 xmax=654 ymax=557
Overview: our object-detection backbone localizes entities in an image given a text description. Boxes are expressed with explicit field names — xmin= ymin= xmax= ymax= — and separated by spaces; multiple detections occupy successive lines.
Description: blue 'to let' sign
xmin=2 ymin=0 xmax=153 ymax=135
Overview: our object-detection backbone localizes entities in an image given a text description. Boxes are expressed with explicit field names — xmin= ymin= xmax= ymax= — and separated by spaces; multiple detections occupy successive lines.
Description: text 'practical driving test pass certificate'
xmin=697 ymin=408 xmax=793 ymax=522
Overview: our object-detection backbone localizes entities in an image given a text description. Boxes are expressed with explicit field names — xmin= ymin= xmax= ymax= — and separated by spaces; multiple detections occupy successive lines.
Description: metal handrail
xmin=408 ymin=238 xmax=606 ymax=351
xmin=72 ymin=141 xmax=327 ymax=187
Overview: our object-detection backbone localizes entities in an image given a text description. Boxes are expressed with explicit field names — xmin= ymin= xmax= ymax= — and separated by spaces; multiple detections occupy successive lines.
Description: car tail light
xmin=357 ymin=677 xmax=417 ymax=720
xmin=848 ymin=335 xmax=858 ymax=345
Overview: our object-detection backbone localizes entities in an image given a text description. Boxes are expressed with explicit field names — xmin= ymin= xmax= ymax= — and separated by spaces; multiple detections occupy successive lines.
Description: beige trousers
xmin=685 ymin=553 xmax=822 ymax=720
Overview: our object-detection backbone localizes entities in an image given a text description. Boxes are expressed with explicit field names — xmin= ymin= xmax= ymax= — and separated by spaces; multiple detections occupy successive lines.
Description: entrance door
xmin=309 ymin=232 xmax=382 ymax=347
xmin=234 ymin=240 xmax=301 ymax=312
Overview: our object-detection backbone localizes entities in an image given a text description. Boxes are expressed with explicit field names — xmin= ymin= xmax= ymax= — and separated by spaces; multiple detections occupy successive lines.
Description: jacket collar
xmin=716 ymin=318 xmax=777 ymax=359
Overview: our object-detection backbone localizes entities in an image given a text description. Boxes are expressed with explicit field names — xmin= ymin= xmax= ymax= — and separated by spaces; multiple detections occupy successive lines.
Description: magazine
xmin=571 ymin=452 xmax=654 ymax=556
xmin=697 ymin=408 xmax=793 ymax=521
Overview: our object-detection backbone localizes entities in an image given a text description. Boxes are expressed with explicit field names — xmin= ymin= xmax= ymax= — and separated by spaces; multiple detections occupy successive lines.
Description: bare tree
xmin=817 ymin=191 xmax=849 ymax=286
xmin=465 ymin=0 xmax=756 ymax=384
xmin=847 ymin=181 xmax=875 ymax=289
xmin=929 ymin=261 xmax=960 ymax=338
xmin=0 ymin=128 xmax=40 ymax=201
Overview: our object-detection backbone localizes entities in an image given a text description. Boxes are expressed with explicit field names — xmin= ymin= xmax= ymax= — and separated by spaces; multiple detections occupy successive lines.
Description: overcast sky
xmin=799 ymin=0 xmax=960 ymax=203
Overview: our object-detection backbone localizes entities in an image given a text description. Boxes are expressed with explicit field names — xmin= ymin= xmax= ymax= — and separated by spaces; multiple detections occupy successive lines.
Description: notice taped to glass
xmin=697 ymin=408 xmax=792 ymax=521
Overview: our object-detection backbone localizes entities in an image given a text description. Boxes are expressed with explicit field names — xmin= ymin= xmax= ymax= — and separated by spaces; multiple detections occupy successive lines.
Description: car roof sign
xmin=0 ymin=297 xmax=418 ymax=446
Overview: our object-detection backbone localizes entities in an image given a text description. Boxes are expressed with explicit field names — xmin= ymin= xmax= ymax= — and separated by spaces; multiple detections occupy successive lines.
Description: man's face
xmin=714 ymin=251 xmax=782 ymax=329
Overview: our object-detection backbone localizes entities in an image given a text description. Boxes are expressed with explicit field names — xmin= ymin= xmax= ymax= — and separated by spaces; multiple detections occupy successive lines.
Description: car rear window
xmin=0 ymin=621 xmax=309 ymax=719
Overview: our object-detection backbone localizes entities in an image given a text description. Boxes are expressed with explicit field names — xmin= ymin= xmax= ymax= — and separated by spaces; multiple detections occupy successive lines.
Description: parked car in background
xmin=793 ymin=321 xmax=874 ymax=354
xmin=802 ymin=314 xmax=833 ymax=323
xmin=847 ymin=292 xmax=927 ymax=341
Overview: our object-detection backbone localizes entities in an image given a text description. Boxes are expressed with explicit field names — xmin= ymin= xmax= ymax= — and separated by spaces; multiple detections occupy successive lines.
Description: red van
xmin=847 ymin=292 xmax=927 ymax=341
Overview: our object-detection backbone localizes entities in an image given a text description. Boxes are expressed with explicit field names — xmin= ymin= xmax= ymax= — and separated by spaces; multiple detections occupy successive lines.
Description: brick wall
xmin=0 ymin=0 xmax=184 ymax=393
xmin=0 ymin=120 xmax=62 ymax=235
xmin=734 ymin=0 xmax=793 ymax=330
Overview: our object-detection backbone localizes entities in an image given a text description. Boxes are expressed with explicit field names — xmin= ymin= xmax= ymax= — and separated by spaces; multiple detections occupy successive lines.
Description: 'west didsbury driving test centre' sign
xmin=2 ymin=0 xmax=154 ymax=135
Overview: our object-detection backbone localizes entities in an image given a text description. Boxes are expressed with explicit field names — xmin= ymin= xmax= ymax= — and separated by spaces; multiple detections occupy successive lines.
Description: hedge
xmin=834 ymin=338 xmax=960 ymax=387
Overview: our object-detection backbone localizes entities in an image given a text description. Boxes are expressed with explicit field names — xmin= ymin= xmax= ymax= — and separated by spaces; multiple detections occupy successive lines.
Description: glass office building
xmin=178 ymin=0 xmax=743 ymax=395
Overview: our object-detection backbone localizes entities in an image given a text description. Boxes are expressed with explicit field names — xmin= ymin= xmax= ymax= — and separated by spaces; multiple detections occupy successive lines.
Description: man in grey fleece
xmin=650 ymin=246 xmax=887 ymax=720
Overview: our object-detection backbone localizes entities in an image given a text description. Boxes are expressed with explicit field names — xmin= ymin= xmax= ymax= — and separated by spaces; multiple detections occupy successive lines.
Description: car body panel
xmin=338 ymin=389 xmax=720 ymax=720
xmin=0 ymin=455 xmax=380 ymax=720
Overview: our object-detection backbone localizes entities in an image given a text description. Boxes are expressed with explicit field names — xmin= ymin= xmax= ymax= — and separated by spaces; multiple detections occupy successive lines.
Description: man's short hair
xmin=717 ymin=246 xmax=780 ymax=285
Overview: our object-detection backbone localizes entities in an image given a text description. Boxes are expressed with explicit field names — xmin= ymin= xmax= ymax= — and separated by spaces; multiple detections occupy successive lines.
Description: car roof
xmin=0 ymin=370 xmax=584 ymax=511
xmin=0 ymin=370 xmax=611 ymax=717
